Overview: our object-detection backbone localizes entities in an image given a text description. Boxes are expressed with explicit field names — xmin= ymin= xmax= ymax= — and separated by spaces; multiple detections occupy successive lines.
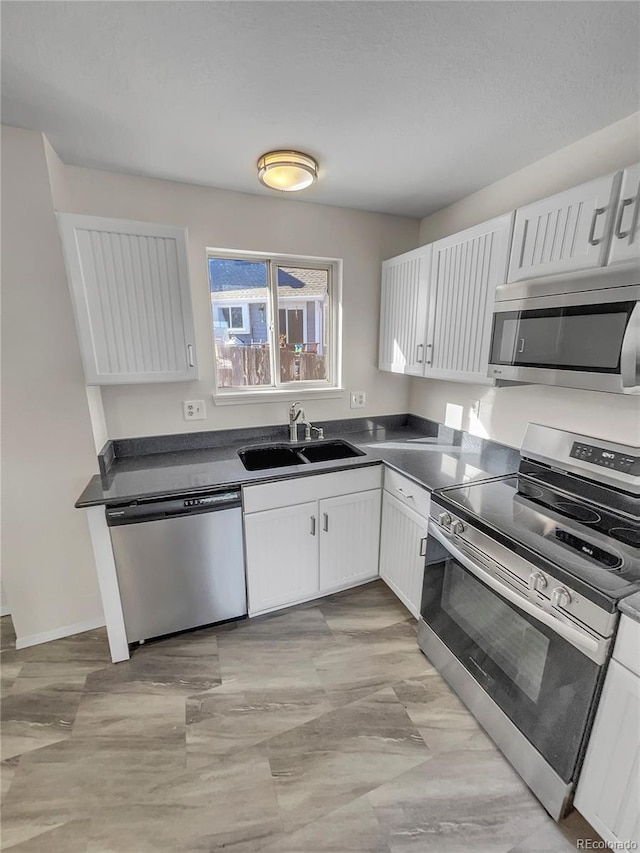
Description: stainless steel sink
xmin=297 ymin=440 xmax=364 ymax=464
xmin=238 ymin=439 xmax=364 ymax=471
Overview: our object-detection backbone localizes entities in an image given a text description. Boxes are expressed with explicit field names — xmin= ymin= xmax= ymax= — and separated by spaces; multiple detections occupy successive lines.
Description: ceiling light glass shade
xmin=257 ymin=151 xmax=318 ymax=192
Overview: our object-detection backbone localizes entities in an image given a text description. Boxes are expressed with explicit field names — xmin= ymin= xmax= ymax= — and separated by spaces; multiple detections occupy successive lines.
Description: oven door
xmin=421 ymin=522 xmax=603 ymax=784
xmin=487 ymin=288 xmax=639 ymax=393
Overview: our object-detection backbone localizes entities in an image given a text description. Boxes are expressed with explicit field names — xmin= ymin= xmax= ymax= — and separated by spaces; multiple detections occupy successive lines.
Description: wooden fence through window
xmin=216 ymin=345 xmax=326 ymax=387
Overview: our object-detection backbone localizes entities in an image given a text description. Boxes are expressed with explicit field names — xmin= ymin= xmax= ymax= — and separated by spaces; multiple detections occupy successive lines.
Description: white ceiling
xmin=2 ymin=1 xmax=638 ymax=218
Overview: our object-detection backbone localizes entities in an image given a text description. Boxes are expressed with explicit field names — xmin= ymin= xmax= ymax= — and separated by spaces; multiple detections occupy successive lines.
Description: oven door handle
xmin=428 ymin=523 xmax=604 ymax=663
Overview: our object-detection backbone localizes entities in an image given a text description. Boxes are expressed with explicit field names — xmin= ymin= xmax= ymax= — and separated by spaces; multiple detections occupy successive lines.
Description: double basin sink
xmin=239 ymin=439 xmax=364 ymax=471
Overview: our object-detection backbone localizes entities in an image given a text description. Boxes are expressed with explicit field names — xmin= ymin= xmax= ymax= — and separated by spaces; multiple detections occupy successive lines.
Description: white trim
xmin=213 ymin=302 xmax=251 ymax=334
xmin=207 ymin=249 xmax=341 ymax=395
xmin=206 ymin=247 xmax=341 ymax=266
xmin=279 ymin=301 xmax=308 ymax=344
xmin=86 ymin=505 xmax=131 ymax=662
xmin=0 ymin=605 xmax=11 ymax=617
xmin=15 ymin=617 xmax=106 ymax=650
xmin=212 ymin=387 xmax=346 ymax=406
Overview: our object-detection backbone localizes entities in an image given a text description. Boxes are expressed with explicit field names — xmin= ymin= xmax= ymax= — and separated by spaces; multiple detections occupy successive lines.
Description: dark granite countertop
xmin=76 ymin=414 xmax=521 ymax=508
xmin=619 ymin=592 xmax=640 ymax=623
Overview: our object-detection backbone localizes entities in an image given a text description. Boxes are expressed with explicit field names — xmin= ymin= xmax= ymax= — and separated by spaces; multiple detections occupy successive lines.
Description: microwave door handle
xmin=427 ymin=522 xmax=602 ymax=661
xmin=620 ymin=302 xmax=640 ymax=391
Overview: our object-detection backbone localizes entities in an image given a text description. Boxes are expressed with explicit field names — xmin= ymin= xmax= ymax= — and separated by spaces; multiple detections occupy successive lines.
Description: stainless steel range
xmin=418 ymin=424 xmax=639 ymax=821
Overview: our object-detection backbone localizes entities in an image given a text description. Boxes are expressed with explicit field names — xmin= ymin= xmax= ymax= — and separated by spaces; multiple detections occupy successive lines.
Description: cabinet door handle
xmin=416 ymin=344 xmax=424 ymax=364
xmin=614 ymin=196 xmax=635 ymax=240
xmin=397 ymin=487 xmax=415 ymax=500
xmin=310 ymin=515 xmax=316 ymax=536
xmin=518 ymin=338 xmax=525 ymax=354
xmin=588 ymin=207 xmax=606 ymax=246
xmin=419 ymin=536 xmax=427 ymax=557
xmin=323 ymin=512 xmax=329 ymax=532
xmin=187 ymin=344 xmax=195 ymax=367
xmin=425 ymin=343 xmax=432 ymax=366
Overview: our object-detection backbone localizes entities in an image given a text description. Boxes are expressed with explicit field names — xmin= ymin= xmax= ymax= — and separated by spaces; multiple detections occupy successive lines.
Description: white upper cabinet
xmin=57 ymin=214 xmax=198 ymax=385
xmin=427 ymin=212 xmax=514 ymax=384
xmin=608 ymin=163 xmax=640 ymax=268
xmin=378 ymin=246 xmax=431 ymax=376
xmin=507 ymin=172 xmax=621 ymax=282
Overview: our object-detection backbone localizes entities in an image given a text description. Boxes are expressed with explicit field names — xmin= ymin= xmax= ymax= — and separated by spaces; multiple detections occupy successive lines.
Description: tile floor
xmin=1 ymin=581 xmax=603 ymax=852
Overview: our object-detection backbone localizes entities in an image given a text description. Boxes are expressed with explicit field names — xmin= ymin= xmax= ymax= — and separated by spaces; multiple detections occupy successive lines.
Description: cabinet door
xmin=575 ymin=659 xmax=640 ymax=847
xmin=427 ymin=213 xmax=513 ymax=384
xmin=379 ymin=246 xmax=431 ymax=376
xmin=57 ymin=213 xmax=198 ymax=384
xmin=244 ymin=501 xmax=319 ymax=615
xmin=319 ymin=490 xmax=381 ymax=593
xmin=379 ymin=492 xmax=428 ymax=619
xmin=507 ymin=173 xmax=621 ymax=282
xmin=608 ymin=163 xmax=640 ymax=268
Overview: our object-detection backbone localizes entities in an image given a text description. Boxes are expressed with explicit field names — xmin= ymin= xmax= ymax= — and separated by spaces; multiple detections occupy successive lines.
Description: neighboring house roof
xmin=209 ymin=259 xmax=327 ymax=299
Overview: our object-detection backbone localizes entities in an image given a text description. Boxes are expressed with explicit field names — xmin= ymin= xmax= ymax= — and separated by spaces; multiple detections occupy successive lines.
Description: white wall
xmin=1 ymin=126 xmax=105 ymax=645
xmin=410 ymin=114 xmax=640 ymax=449
xmin=48 ymin=151 xmax=419 ymax=439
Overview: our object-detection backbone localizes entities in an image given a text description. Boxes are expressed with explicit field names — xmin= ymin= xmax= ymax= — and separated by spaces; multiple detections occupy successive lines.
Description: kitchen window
xmin=208 ymin=250 xmax=341 ymax=398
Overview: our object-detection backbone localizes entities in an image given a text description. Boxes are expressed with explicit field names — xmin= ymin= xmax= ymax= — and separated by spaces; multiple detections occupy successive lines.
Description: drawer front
xmin=243 ymin=464 xmax=382 ymax=513
xmin=384 ymin=467 xmax=431 ymax=519
xmin=614 ymin=615 xmax=640 ymax=677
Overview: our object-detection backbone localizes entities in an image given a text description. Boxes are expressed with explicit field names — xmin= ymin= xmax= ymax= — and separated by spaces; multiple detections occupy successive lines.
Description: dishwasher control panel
xmin=184 ymin=493 xmax=237 ymax=508
xmin=106 ymin=489 xmax=241 ymax=525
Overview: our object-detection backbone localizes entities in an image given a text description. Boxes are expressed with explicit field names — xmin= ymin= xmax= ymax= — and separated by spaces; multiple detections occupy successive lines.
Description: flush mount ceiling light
xmin=257 ymin=150 xmax=318 ymax=192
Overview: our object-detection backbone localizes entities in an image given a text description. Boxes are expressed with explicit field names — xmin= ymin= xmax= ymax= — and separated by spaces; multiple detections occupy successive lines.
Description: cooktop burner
xmin=436 ymin=474 xmax=640 ymax=604
xmin=434 ymin=425 xmax=639 ymax=606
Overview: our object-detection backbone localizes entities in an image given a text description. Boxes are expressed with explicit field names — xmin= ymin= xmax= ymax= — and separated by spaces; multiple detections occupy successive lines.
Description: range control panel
xmin=570 ymin=442 xmax=638 ymax=474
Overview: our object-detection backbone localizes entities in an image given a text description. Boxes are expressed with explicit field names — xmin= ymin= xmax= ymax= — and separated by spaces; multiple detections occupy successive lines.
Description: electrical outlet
xmin=470 ymin=400 xmax=481 ymax=418
xmin=183 ymin=400 xmax=206 ymax=420
xmin=350 ymin=391 xmax=366 ymax=409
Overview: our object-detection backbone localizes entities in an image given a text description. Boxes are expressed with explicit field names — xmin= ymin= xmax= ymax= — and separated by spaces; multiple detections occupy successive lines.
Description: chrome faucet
xmin=288 ymin=402 xmax=324 ymax=442
xmin=288 ymin=401 xmax=304 ymax=441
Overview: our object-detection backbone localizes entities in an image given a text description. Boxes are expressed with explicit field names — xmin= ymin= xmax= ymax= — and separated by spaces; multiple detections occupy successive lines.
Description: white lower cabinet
xmin=575 ymin=615 xmax=640 ymax=846
xmin=319 ymin=490 xmax=381 ymax=593
xmin=243 ymin=467 xmax=382 ymax=616
xmin=244 ymin=501 xmax=319 ymax=614
xmin=378 ymin=469 xmax=431 ymax=619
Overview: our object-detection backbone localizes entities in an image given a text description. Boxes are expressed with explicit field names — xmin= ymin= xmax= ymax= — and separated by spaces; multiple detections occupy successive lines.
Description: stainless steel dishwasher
xmin=106 ymin=488 xmax=247 ymax=644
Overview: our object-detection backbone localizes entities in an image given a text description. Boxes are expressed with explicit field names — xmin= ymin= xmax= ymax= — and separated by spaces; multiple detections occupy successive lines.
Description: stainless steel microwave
xmin=488 ymin=269 xmax=640 ymax=395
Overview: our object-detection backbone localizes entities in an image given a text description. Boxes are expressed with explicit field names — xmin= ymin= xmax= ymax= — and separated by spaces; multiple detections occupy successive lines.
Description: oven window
xmin=442 ymin=564 xmax=549 ymax=703
xmin=490 ymin=301 xmax=635 ymax=372
xmin=421 ymin=539 xmax=602 ymax=782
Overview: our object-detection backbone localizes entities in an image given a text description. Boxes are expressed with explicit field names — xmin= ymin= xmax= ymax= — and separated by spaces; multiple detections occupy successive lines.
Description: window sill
xmin=212 ymin=387 xmax=347 ymax=406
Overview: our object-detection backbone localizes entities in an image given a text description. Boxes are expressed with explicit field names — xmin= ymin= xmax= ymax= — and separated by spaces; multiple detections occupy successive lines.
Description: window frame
xmin=207 ymin=248 xmax=343 ymax=402
xmin=214 ymin=301 xmax=251 ymax=334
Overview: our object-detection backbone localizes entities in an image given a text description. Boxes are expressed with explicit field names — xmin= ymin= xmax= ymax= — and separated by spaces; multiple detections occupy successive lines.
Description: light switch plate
xmin=183 ymin=400 xmax=206 ymax=420
xmin=350 ymin=391 xmax=366 ymax=409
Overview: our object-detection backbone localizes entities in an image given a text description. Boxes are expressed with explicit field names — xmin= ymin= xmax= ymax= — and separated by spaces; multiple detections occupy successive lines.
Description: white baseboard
xmin=15 ymin=617 xmax=106 ymax=650
xmin=0 ymin=606 xmax=11 ymax=617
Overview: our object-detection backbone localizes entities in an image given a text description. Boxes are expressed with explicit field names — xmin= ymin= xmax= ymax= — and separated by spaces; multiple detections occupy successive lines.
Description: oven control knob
xmin=438 ymin=512 xmax=452 ymax=529
xmin=451 ymin=520 xmax=465 ymax=535
xmin=551 ymin=586 xmax=572 ymax=609
xmin=528 ymin=571 xmax=547 ymax=592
